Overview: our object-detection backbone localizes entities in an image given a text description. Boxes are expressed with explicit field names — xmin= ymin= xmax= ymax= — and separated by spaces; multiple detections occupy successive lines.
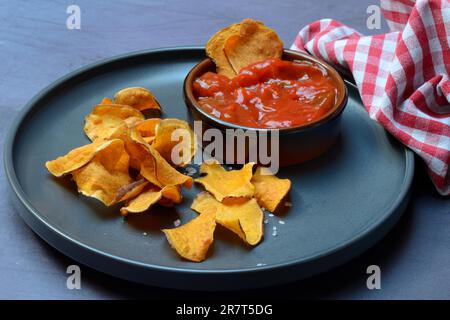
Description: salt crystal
xmin=256 ymin=263 xmax=267 ymax=267
xmin=279 ymin=220 xmax=285 ymax=225
xmin=143 ymin=232 xmax=147 ymax=236
xmin=272 ymin=226 xmax=278 ymax=236
xmin=264 ymin=218 xmax=269 ymax=224
xmin=269 ymin=213 xmax=274 ymax=217
xmin=173 ymin=219 xmax=181 ymax=227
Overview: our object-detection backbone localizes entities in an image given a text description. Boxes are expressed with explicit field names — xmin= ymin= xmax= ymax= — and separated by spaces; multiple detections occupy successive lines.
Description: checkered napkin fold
xmin=290 ymin=0 xmax=450 ymax=195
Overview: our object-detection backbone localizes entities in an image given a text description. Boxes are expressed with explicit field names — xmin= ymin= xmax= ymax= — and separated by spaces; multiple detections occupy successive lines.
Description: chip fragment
xmin=113 ymin=87 xmax=161 ymax=112
xmin=162 ymin=210 xmax=216 ymax=262
xmin=160 ymin=185 xmax=183 ymax=204
xmin=100 ymin=97 xmax=113 ymax=104
xmin=205 ymin=22 xmax=242 ymax=78
xmin=191 ymin=192 xmax=263 ymax=245
xmin=70 ymin=139 xmax=132 ymax=206
xmin=135 ymin=118 xmax=161 ymax=144
xmin=251 ymin=167 xmax=291 ymax=212
xmin=119 ymin=185 xmax=162 ymax=216
xmin=151 ymin=118 xmax=197 ymax=167
xmin=45 ymin=140 xmax=105 ymax=177
xmin=223 ymin=19 xmax=283 ymax=74
xmin=128 ymin=127 xmax=193 ymax=188
xmin=84 ymin=104 xmax=144 ymax=141
xmin=195 ymin=162 xmax=255 ymax=202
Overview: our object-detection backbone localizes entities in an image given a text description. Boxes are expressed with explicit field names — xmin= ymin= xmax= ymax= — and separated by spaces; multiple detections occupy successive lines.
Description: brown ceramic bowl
xmin=183 ymin=49 xmax=348 ymax=167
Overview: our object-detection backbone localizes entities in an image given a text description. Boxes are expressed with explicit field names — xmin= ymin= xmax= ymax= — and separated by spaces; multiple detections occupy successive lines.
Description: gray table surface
xmin=1 ymin=0 xmax=449 ymax=300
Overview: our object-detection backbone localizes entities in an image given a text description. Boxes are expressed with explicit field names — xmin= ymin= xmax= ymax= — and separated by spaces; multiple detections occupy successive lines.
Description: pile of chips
xmin=206 ymin=18 xmax=283 ymax=78
xmin=46 ymin=86 xmax=196 ymax=216
xmin=164 ymin=162 xmax=291 ymax=262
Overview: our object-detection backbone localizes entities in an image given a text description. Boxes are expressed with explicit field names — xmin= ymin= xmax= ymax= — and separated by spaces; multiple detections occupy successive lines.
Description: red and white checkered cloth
xmin=291 ymin=0 xmax=450 ymax=195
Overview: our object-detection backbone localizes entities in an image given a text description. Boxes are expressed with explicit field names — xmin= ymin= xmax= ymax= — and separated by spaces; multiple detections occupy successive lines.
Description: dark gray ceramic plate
xmin=4 ymin=47 xmax=414 ymax=291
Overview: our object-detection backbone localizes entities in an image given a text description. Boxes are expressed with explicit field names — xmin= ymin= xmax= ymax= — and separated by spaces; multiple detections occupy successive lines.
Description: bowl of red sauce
xmin=184 ymin=49 xmax=348 ymax=166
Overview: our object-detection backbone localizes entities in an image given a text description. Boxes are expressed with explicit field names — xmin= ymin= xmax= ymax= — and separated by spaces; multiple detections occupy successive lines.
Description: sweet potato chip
xmin=129 ymin=127 xmax=193 ymax=188
xmin=107 ymin=124 xmax=148 ymax=171
xmin=191 ymin=192 xmax=263 ymax=245
xmin=140 ymin=146 xmax=193 ymax=189
xmin=162 ymin=210 xmax=216 ymax=262
xmin=71 ymin=139 xmax=132 ymax=206
xmin=151 ymin=119 xmax=197 ymax=167
xmin=46 ymin=140 xmax=110 ymax=177
xmin=135 ymin=118 xmax=161 ymax=140
xmin=161 ymin=185 xmax=183 ymax=204
xmin=223 ymin=19 xmax=283 ymax=74
xmin=206 ymin=22 xmax=242 ymax=78
xmin=84 ymin=104 xmax=144 ymax=141
xmin=100 ymin=97 xmax=113 ymax=104
xmin=251 ymin=167 xmax=291 ymax=212
xmin=124 ymin=116 xmax=145 ymax=128
xmin=114 ymin=87 xmax=161 ymax=112
xmin=119 ymin=184 xmax=182 ymax=215
xmin=115 ymin=178 xmax=149 ymax=203
xmin=119 ymin=185 xmax=162 ymax=216
xmin=195 ymin=162 xmax=255 ymax=202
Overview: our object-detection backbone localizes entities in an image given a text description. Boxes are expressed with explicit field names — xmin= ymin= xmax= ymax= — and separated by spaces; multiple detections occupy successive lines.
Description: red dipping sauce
xmin=193 ymin=58 xmax=338 ymax=129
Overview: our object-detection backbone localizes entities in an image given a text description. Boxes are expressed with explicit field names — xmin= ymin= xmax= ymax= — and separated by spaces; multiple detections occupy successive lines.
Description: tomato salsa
xmin=193 ymin=58 xmax=338 ymax=129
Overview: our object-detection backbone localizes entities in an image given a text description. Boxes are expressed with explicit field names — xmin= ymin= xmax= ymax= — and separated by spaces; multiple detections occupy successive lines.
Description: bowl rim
xmin=184 ymin=48 xmax=348 ymax=133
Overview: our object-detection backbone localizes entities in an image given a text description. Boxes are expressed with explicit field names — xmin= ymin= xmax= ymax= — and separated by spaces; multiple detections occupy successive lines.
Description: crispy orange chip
xmin=129 ymin=127 xmax=193 ymax=188
xmin=157 ymin=185 xmax=183 ymax=207
xmin=151 ymin=118 xmax=197 ymax=167
xmin=195 ymin=162 xmax=255 ymax=202
xmin=162 ymin=210 xmax=216 ymax=262
xmin=140 ymin=146 xmax=193 ymax=189
xmin=45 ymin=140 xmax=106 ymax=177
xmin=161 ymin=185 xmax=183 ymax=204
xmin=119 ymin=185 xmax=162 ymax=216
xmin=110 ymin=124 xmax=192 ymax=191
xmin=113 ymin=87 xmax=161 ymax=112
xmin=205 ymin=22 xmax=242 ymax=78
xmin=251 ymin=167 xmax=291 ymax=212
xmin=119 ymin=185 xmax=183 ymax=216
xmin=223 ymin=19 xmax=283 ymax=74
xmin=84 ymin=104 xmax=144 ymax=141
xmin=71 ymin=139 xmax=132 ymax=206
xmin=100 ymin=97 xmax=113 ymax=104
xmin=108 ymin=124 xmax=149 ymax=171
xmin=124 ymin=116 xmax=146 ymax=128
xmin=135 ymin=118 xmax=161 ymax=141
xmin=191 ymin=192 xmax=263 ymax=245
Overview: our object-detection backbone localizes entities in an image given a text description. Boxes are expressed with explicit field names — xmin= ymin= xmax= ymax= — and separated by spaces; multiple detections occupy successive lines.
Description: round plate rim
xmin=3 ymin=46 xmax=415 ymax=278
